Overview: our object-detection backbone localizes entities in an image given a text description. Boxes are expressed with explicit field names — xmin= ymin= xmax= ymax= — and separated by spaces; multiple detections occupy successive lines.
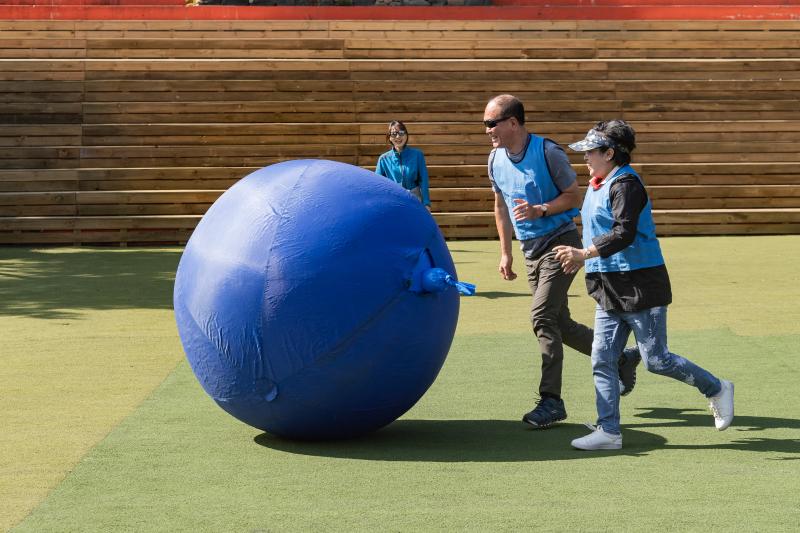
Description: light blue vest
xmin=491 ymin=134 xmax=579 ymax=241
xmin=582 ymin=165 xmax=665 ymax=273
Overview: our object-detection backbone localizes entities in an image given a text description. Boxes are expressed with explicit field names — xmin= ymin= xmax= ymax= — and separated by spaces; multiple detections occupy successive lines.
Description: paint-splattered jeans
xmin=591 ymin=305 xmax=721 ymax=435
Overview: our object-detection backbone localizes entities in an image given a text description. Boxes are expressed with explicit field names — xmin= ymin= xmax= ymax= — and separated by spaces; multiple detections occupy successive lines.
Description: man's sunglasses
xmin=483 ymin=116 xmax=512 ymax=129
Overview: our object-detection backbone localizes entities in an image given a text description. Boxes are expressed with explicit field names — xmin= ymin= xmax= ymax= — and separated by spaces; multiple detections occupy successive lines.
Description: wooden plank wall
xmin=1 ymin=19 xmax=800 ymax=244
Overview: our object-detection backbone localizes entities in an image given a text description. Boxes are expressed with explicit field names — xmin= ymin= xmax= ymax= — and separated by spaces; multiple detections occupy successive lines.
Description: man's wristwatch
xmin=541 ymin=203 xmax=549 ymax=216
xmin=583 ymin=248 xmax=592 ymax=259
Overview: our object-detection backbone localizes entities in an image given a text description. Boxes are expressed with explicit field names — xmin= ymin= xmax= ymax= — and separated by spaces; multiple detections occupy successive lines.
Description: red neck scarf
xmin=590 ymin=167 xmax=619 ymax=190
xmin=589 ymin=176 xmax=605 ymax=190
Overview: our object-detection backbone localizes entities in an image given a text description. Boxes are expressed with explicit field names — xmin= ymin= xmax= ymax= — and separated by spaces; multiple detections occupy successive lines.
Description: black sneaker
xmin=619 ymin=346 xmax=641 ymax=397
xmin=522 ymin=396 xmax=567 ymax=429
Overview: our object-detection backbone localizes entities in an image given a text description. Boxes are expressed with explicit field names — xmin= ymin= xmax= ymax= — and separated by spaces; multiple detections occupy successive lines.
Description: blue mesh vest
xmin=491 ymin=134 xmax=579 ymax=241
xmin=582 ymin=165 xmax=665 ymax=273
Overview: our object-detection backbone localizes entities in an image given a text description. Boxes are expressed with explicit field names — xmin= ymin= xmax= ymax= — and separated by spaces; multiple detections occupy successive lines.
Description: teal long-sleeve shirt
xmin=374 ymin=146 xmax=430 ymax=206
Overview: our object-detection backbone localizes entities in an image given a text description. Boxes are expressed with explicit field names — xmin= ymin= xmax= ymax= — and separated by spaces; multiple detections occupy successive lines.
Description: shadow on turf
xmin=0 ymin=247 xmax=181 ymax=318
xmin=254 ymin=420 xmax=667 ymax=461
xmin=633 ymin=406 xmax=800 ymax=431
xmin=256 ymin=410 xmax=800 ymax=461
xmin=448 ymin=249 xmax=492 ymax=254
xmin=470 ymin=291 xmax=584 ymax=300
xmin=472 ymin=291 xmax=528 ymax=299
xmin=631 ymin=407 xmax=800 ymax=458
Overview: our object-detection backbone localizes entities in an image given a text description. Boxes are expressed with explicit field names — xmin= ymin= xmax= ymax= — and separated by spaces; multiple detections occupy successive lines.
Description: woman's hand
xmin=553 ymin=245 xmax=586 ymax=275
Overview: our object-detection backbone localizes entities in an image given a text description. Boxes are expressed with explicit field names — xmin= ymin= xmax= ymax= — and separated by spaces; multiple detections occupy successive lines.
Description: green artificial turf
xmin=4 ymin=237 xmax=800 ymax=532
xmin=0 ymin=247 xmax=185 ymax=531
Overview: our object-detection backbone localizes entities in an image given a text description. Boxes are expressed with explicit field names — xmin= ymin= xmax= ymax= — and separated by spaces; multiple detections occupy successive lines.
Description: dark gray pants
xmin=524 ymin=229 xmax=594 ymax=399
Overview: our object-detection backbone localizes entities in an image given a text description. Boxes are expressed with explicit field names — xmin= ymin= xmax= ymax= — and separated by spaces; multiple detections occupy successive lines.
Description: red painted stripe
xmin=495 ymin=0 xmax=800 ymax=5
xmin=5 ymin=0 xmax=800 ymax=4
xmin=1 ymin=5 xmax=800 ymax=20
xmin=7 ymin=0 xmax=800 ymax=5
xmin=2 ymin=0 xmax=185 ymax=5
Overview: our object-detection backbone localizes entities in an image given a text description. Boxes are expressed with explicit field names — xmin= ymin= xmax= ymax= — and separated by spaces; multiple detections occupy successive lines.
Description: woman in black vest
xmin=555 ymin=120 xmax=734 ymax=451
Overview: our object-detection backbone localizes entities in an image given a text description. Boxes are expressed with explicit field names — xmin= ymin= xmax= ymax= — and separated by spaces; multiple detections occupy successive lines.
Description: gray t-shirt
xmin=488 ymin=136 xmax=579 ymax=260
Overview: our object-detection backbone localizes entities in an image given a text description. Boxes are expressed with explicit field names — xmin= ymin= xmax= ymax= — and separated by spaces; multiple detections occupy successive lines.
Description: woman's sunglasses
xmin=389 ymin=131 xmax=407 ymax=138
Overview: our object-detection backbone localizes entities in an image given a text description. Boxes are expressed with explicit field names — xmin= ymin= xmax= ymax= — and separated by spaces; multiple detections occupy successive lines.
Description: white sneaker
xmin=571 ymin=424 xmax=622 ymax=450
xmin=709 ymin=379 xmax=734 ymax=431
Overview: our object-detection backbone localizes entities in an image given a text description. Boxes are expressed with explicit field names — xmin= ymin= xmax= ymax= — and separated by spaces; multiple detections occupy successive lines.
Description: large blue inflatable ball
xmin=174 ymin=159 xmax=461 ymax=440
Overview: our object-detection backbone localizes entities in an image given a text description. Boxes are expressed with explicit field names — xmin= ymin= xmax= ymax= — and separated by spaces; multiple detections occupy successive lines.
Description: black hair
xmin=386 ymin=120 xmax=409 ymax=146
xmin=593 ymin=119 xmax=636 ymax=166
xmin=492 ymin=95 xmax=526 ymax=126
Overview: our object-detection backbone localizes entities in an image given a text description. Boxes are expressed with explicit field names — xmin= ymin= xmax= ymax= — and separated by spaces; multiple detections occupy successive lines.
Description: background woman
xmin=554 ymin=119 xmax=734 ymax=451
xmin=375 ymin=120 xmax=431 ymax=210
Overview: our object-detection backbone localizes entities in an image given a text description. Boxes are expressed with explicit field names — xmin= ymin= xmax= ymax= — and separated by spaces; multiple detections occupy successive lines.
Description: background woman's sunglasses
xmin=389 ymin=131 xmax=407 ymax=138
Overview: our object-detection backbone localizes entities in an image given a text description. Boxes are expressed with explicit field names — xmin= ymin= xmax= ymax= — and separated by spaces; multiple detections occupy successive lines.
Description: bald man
xmin=484 ymin=94 xmax=639 ymax=428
